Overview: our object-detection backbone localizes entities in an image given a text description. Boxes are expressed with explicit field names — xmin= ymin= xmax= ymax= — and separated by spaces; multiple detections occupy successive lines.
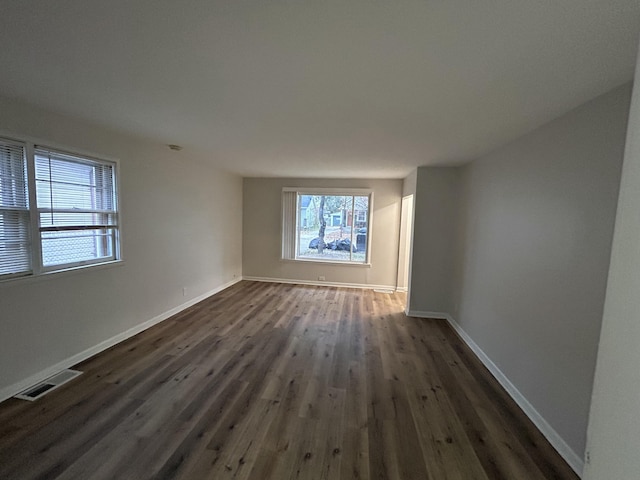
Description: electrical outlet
xmin=318 ymin=276 xmax=326 ymax=281
xmin=182 ymin=287 xmax=187 ymax=297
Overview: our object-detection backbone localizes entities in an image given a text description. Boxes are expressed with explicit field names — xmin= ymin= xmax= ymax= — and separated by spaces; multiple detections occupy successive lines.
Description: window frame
xmin=282 ymin=187 xmax=373 ymax=266
xmin=0 ymin=135 xmax=122 ymax=281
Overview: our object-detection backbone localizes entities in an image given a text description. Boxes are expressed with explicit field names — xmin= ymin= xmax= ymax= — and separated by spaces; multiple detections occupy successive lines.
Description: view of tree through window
xmin=297 ymin=194 xmax=370 ymax=263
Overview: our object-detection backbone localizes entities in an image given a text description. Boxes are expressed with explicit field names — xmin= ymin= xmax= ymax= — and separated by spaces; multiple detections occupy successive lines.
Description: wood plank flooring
xmin=0 ymin=281 xmax=579 ymax=479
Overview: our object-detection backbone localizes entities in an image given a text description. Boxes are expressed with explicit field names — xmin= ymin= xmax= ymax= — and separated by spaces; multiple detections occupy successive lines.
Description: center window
xmin=282 ymin=189 xmax=372 ymax=265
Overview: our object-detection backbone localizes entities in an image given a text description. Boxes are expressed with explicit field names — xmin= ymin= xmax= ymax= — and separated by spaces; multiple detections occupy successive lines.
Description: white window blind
xmin=0 ymin=140 xmax=31 ymax=277
xmin=34 ymin=148 xmax=118 ymax=270
xmin=281 ymin=190 xmax=297 ymax=259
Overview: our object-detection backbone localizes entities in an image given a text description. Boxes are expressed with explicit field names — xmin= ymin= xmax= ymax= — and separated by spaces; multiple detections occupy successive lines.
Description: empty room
xmin=1 ymin=1 xmax=640 ymax=479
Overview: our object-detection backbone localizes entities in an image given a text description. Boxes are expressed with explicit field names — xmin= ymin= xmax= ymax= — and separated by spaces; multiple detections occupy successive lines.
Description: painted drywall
xmin=0 ymin=96 xmax=243 ymax=396
xmin=584 ymin=47 xmax=640 ymax=480
xmin=450 ymin=84 xmax=630 ymax=460
xmin=408 ymin=167 xmax=461 ymax=315
xmin=242 ymin=177 xmax=402 ymax=288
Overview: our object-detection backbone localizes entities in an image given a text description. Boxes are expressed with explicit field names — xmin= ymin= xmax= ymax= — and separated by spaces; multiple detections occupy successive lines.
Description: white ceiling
xmin=0 ymin=1 xmax=638 ymax=178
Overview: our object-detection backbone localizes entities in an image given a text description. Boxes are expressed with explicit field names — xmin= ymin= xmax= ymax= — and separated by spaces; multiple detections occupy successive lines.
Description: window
xmin=282 ymin=188 xmax=372 ymax=264
xmin=0 ymin=137 xmax=120 ymax=280
xmin=0 ymin=140 xmax=30 ymax=277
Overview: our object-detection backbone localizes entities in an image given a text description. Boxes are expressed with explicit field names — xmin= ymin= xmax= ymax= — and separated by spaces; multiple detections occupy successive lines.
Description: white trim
xmin=0 ymin=259 xmax=124 ymax=287
xmin=395 ymin=286 xmax=408 ymax=293
xmin=406 ymin=309 xmax=449 ymax=320
xmin=243 ymin=275 xmax=396 ymax=291
xmin=365 ymin=192 xmax=374 ymax=264
xmin=282 ymin=186 xmax=372 ymax=195
xmin=280 ymin=258 xmax=372 ymax=268
xmin=25 ymin=142 xmax=42 ymax=274
xmin=0 ymin=277 xmax=242 ymax=404
xmin=443 ymin=313 xmax=584 ymax=477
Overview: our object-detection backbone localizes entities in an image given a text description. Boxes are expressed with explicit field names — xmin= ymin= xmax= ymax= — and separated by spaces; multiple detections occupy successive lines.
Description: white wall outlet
xmin=318 ymin=276 xmax=326 ymax=281
xmin=182 ymin=287 xmax=187 ymax=297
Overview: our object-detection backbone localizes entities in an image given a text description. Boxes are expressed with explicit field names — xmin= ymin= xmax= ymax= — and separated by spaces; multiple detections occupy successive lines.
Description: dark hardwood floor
xmin=0 ymin=281 xmax=579 ymax=479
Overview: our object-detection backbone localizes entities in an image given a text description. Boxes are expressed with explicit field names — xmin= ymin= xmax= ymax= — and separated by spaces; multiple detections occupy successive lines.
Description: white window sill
xmin=0 ymin=260 xmax=125 ymax=288
xmin=281 ymin=258 xmax=372 ymax=268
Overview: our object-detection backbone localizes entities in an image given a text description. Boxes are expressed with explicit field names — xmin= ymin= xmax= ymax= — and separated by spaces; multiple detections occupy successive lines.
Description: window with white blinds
xmin=0 ymin=140 xmax=31 ymax=277
xmin=35 ymin=148 xmax=118 ymax=269
xmin=0 ymin=137 xmax=120 ymax=280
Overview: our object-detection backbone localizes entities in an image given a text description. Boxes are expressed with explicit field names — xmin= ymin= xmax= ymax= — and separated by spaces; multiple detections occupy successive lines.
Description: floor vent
xmin=14 ymin=369 xmax=83 ymax=401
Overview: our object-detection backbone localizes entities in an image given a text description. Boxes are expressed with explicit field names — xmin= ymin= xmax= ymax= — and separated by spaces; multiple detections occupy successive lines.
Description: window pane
xmin=41 ymin=228 xmax=114 ymax=267
xmin=35 ymin=148 xmax=118 ymax=270
xmin=296 ymin=193 xmax=368 ymax=263
xmin=353 ymin=195 xmax=369 ymax=262
xmin=0 ymin=210 xmax=31 ymax=275
xmin=35 ymin=153 xmax=115 ymax=211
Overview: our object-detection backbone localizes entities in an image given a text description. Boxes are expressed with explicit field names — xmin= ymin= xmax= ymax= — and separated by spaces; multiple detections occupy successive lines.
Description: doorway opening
xmin=397 ymin=194 xmax=414 ymax=312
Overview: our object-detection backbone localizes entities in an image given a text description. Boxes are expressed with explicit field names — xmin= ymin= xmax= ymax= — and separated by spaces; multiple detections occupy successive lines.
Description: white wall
xmin=0 ymin=96 xmax=243 ymax=398
xmin=450 ymin=84 xmax=631 ymax=463
xmin=584 ymin=45 xmax=640 ymax=480
xmin=242 ymin=177 xmax=402 ymax=289
xmin=408 ymin=167 xmax=461 ymax=315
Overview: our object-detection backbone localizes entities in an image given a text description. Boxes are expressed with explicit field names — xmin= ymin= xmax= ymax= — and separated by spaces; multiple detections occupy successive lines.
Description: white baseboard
xmin=243 ymin=275 xmax=397 ymax=292
xmin=395 ymin=286 xmax=408 ymax=293
xmin=444 ymin=314 xmax=584 ymax=477
xmin=0 ymin=277 xmax=242 ymax=404
xmin=406 ymin=309 xmax=449 ymax=320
